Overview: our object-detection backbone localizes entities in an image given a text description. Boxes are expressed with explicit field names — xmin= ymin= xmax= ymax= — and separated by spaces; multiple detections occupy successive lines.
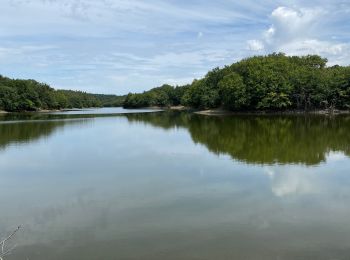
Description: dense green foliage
xmin=92 ymin=94 xmax=126 ymax=107
xmin=123 ymin=84 xmax=188 ymax=108
xmin=124 ymin=54 xmax=350 ymax=111
xmin=0 ymin=75 xmax=125 ymax=111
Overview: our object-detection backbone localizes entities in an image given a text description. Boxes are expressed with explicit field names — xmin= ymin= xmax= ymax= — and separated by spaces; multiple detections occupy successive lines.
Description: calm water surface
xmin=0 ymin=108 xmax=350 ymax=260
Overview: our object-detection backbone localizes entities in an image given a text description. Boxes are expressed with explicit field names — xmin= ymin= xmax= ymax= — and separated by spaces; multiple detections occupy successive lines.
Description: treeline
xmin=123 ymin=84 xmax=188 ymax=108
xmin=92 ymin=94 xmax=125 ymax=107
xmin=123 ymin=53 xmax=350 ymax=111
xmin=0 ymin=75 xmax=125 ymax=112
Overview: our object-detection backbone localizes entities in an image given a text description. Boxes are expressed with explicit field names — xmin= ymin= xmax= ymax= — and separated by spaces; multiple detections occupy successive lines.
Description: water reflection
xmin=1 ymin=111 xmax=349 ymax=165
xmin=0 ymin=111 xmax=349 ymax=259
xmin=0 ymin=109 xmax=156 ymax=150
xmin=0 ymin=119 xmax=91 ymax=150
xmin=125 ymin=112 xmax=350 ymax=165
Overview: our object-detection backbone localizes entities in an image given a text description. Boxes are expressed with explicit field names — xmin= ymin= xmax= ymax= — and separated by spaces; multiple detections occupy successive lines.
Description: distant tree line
xmin=0 ymin=75 xmax=125 ymax=112
xmin=123 ymin=84 xmax=189 ymax=108
xmin=123 ymin=53 xmax=350 ymax=111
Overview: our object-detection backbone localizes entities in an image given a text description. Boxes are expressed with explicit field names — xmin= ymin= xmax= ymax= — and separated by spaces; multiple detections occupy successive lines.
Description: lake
xmin=1 ymin=108 xmax=350 ymax=260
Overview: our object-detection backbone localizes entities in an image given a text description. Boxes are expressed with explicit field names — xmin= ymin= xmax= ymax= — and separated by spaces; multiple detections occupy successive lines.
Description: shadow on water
xmin=125 ymin=112 xmax=350 ymax=165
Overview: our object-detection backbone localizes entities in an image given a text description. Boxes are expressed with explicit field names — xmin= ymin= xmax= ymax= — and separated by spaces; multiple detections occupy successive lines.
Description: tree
xmin=218 ymin=72 xmax=247 ymax=110
xmin=0 ymin=85 xmax=19 ymax=111
xmin=0 ymin=75 xmax=123 ymax=112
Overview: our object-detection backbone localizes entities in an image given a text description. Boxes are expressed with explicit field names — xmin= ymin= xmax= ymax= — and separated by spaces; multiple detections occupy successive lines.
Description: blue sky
xmin=0 ymin=0 xmax=349 ymax=94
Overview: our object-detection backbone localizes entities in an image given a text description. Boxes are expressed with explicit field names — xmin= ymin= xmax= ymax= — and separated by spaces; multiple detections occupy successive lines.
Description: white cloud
xmin=286 ymin=40 xmax=345 ymax=55
xmin=267 ymin=6 xmax=324 ymax=44
xmin=249 ymin=5 xmax=350 ymax=65
xmin=1 ymin=1 xmax=350 ymax=93
xmin=277 ymin=40 xmax=350 ymax=65
xmin=247 ymin=40 xmax=264 ymax=51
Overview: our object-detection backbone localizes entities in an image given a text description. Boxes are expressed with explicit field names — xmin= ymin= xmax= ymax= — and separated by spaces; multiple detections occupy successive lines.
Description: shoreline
xmin=124 ymin=105 xmax=350 ymax=115
xmin=125 ymin=105 xmax=350 ymax=115
xmin=193 ymin=108 xmax=350 ymax=116
xmin=162 ymin=106 xmax=350 ymax=116
xmin=2 ymin=106 xmax=350 ymax=116
xmin=0 ymin=107 xmax=113 ymax=114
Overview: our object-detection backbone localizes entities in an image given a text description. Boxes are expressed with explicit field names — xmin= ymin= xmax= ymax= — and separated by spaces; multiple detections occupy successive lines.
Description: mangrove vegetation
xmin=0 ymin=75 xmax=125 ymax=112
xmin=123 ymin=53 xmax=350 ymax=112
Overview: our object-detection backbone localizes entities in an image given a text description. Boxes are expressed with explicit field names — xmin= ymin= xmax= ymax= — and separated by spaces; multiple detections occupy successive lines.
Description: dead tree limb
xmin=0 ymin=226 xmax=21 ymax=260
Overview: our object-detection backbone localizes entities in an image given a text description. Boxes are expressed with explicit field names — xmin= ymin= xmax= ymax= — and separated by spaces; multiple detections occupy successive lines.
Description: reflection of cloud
xmin=326 ymin=151 xmax=347 ymax=163
xmin=264 ymin=167 xmax=317 ymax=197
xmin=264 ymin=151 xmax=349 ymax=197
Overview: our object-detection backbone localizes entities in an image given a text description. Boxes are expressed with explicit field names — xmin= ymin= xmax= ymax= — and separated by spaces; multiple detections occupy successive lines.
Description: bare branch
xmin=0 ymin=226 xmax=21 ymax=259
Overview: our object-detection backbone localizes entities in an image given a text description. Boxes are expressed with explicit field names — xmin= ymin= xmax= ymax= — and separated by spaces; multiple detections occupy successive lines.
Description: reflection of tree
xmin=1 ymin=111 xmax=349 ymax=165
xmin=0 ymin=111 xmax=154 ymax=150
xmin=125 ymin=111 xmax=192 ymax=130
xmin=0 ymin=111 xmax=161 ymax=150
xmin=0 ymin=117 xmax=89 ymax=150
xmin=126 ymin=112 xmax=350 ymax=165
